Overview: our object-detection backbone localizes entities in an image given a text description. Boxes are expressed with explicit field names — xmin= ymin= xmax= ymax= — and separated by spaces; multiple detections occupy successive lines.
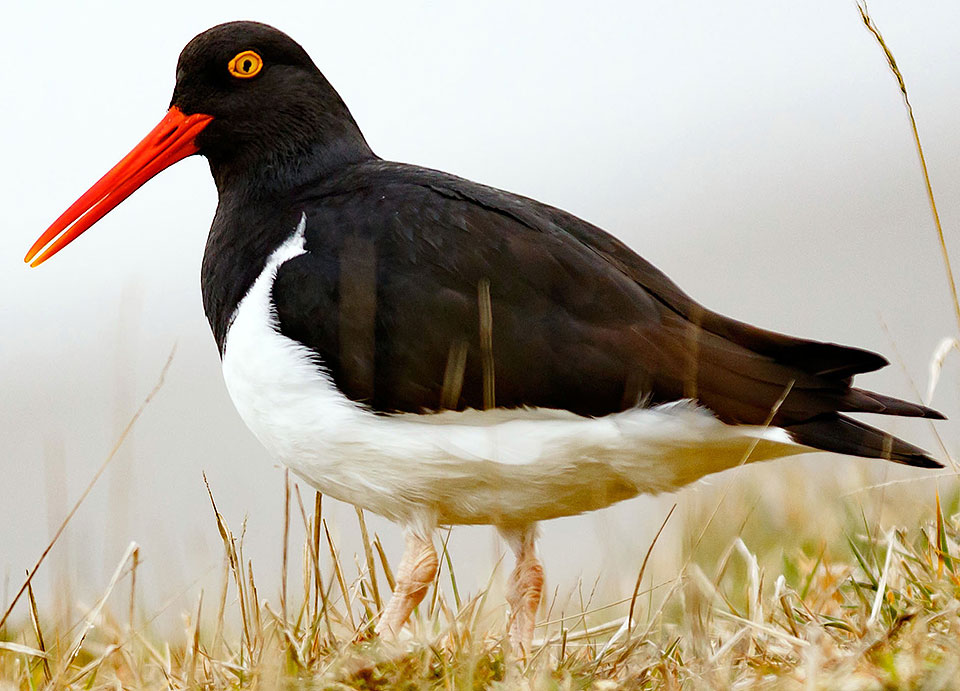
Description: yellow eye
xmin=228 ymin=50 xmax=263 ymax=79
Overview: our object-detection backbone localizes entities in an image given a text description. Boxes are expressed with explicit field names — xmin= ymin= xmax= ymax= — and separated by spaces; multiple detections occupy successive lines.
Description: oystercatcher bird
xmin=26 ymin=21 xmax=943 ymax=651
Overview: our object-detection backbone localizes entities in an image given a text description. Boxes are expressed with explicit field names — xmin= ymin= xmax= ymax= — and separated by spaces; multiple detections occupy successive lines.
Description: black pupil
xmin=242 ymin=59 xmax=252 ymax=72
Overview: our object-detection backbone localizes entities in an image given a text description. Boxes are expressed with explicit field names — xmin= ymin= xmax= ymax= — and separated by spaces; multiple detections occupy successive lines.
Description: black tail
xmin=843 ymin=388 xmax=945 ymax=419
xmin=785 ymin=413 xmax=943 ymax=469
xmin=656 ymin=305 xmax=946 ymax=470
xmin=574 ymin=227 xmax=948 ymax=469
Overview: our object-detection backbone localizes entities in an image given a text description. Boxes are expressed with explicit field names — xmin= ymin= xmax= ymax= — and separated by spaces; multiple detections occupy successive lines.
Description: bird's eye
xmin=228 ymin=50 xmax=263 ymax=79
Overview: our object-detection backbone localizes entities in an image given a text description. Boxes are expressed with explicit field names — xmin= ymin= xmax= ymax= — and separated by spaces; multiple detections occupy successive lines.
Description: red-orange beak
xmin=25 ymin=106 xmax=213 ymax=267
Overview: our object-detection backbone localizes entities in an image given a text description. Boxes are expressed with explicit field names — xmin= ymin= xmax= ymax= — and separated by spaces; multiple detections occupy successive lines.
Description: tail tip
xmin=899 ymin=452 xmax=944 ymax=470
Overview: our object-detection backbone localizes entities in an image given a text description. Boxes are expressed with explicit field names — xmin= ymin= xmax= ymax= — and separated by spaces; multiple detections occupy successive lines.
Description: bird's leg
xmin=375 ymin=530 xmax=438 ymax=638
xmin=501 ymin=525 xmax=544 ymax=656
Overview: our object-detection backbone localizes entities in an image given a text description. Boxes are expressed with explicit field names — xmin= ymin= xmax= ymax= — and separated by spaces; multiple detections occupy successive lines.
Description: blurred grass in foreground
xmin=1 ymin=468 xmax=959 ymax=689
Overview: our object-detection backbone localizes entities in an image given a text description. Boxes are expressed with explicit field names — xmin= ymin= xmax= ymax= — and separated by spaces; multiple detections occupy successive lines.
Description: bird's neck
xmin=199 ymin=95 xmax=378 ymax=352
xmin=206 ymin=117 xmax=376 ymax=198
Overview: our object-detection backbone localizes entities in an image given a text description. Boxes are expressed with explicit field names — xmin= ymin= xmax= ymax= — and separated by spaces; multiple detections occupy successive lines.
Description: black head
xmin=172 ymin=21 xmax=374 ymax=190
xmin=25 ymin=21 xmax=376 ymax=267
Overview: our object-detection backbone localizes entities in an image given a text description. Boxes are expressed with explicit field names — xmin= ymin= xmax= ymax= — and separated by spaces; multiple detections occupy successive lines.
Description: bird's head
xmin=25 ymin=21 xmax=369 ymax=267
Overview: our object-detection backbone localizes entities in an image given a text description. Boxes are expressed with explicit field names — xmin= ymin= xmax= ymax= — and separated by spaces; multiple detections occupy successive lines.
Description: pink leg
xmin=502 ymin=525 xmax=544 ymax=656
xmin=375 ymin=531 xmax=438 ymax=638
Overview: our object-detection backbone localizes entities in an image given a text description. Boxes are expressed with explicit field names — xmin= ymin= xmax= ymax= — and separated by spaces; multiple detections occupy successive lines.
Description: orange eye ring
xmin=228 ymin=50 xmax=263 ymax=79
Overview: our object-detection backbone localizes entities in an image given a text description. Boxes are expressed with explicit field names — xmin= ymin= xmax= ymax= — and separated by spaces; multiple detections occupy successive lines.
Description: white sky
xmin=2 ymin=0 xmax=959 ymax=626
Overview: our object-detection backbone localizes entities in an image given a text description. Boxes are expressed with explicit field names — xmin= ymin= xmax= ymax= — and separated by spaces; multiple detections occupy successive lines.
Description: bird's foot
xmin=375 ymin=531 xmax=438 ymax=639
xmin=503 ymin=526 xmax=544 ymax=658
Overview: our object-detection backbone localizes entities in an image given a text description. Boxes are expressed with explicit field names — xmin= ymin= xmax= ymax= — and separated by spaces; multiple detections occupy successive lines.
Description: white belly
xmin=221 ymin=216 xmax=806 ymax=527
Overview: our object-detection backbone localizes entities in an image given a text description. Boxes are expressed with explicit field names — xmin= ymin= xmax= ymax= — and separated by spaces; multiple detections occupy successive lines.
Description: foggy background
xmin=2 ymin=1 xmax=959 ymax=629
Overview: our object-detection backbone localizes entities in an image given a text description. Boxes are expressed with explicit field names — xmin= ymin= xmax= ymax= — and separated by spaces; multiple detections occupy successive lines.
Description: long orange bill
xmin=25 ymin=106 xmax=213 ymax=267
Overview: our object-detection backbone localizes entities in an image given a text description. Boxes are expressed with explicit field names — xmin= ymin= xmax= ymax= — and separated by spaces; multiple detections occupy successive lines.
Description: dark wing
xmin=274 ymin=172 xmax=661 ymax=417
xmin=272 ymin=161 xmax=943 ymax=466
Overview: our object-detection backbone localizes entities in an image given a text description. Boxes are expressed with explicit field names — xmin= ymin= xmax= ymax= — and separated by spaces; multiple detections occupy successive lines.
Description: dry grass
xmin=3 ymin=5 xmax=959 ymax=690
xmin=3 ymin=465 xmax=960 ymax=689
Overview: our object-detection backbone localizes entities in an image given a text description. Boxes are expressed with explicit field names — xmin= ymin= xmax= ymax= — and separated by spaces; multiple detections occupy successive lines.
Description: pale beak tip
xmin=24 ymin=246 xmax=41 ymax=265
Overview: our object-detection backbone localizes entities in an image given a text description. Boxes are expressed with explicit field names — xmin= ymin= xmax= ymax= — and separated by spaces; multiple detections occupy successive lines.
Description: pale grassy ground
xmin=3 ymin=4 xmax=959 ymax=689
xmin=2 ymin=463 xmax=960 ymax=689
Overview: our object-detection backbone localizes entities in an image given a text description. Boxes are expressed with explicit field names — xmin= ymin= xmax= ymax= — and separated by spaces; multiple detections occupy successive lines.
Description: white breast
xmin=221 ymin=215 xmax=806 ymax=528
